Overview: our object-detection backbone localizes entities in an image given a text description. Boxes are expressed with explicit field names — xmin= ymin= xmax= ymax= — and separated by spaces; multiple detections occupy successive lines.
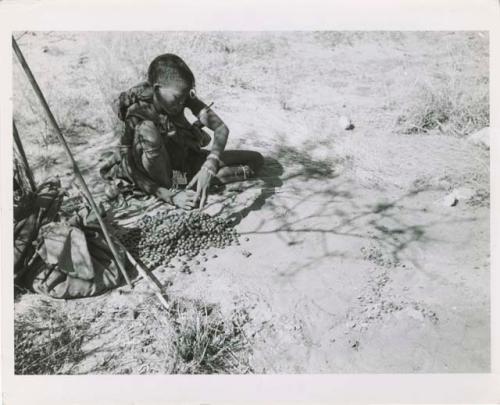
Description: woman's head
xmin=148 ymin=54 xmax=196 ymax=115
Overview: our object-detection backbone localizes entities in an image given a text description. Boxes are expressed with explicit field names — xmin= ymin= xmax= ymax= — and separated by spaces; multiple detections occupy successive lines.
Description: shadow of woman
xmin=225 ymin=157 xmax=284 ymax=226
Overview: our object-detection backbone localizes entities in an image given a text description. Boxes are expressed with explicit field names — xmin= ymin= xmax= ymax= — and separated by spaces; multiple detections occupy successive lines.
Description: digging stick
xmin=12 ymin=37 xmax=133 ymax=288
xmin=13 ymin=120 xmax=36 ymax=192
xmin=120 ymin=246 xmax=170 ymax=310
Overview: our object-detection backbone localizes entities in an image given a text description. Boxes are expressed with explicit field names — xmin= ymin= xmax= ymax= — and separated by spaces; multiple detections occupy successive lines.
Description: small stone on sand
xmin=338 ymin=115 xmax=354 ymax=130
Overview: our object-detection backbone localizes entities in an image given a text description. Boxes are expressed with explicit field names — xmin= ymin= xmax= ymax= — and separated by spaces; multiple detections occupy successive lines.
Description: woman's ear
xmin=189 ymin=88 xmax=197 ymax=99
xmin=152 ymin=83 xmax=161 ymax=98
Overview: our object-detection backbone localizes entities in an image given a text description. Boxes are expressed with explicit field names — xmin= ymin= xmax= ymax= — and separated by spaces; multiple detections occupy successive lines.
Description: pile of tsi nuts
xmin=118 ymin=210 xmax=240 ymax=273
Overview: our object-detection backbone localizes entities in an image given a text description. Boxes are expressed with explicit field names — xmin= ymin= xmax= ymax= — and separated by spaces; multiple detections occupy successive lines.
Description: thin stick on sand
xmin=12 ymin=37 xmax=133 ymax=289
xmin=121 ymin=246 xmax=170 ymax=310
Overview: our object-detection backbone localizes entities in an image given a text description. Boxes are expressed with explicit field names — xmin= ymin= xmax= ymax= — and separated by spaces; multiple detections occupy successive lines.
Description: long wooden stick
xmin=12 ymin=37 xmax=132 ymax=288
xmin=121 ymin=246 xmax=170 ymax=310
xmin=13 ymin=121 xmax=36 ymax=192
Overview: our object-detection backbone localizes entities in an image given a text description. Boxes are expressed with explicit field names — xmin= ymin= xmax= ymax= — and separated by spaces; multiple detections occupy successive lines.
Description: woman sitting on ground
xmin=104 ymin=53 xmax=264 ymax=210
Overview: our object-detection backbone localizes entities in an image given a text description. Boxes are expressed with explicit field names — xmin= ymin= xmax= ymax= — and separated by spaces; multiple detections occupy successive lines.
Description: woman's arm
xmin=120 ymin=119 xmax=162 ymax=196
xmin=198 ymin=106 xmax=229 ymax=160
xmin=186 ymin=105 xmax=229 ymax=207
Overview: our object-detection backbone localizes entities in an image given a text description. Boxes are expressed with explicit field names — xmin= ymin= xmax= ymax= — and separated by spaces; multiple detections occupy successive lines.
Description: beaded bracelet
xmin=241 ymin=165 xmax=249 ymax=180
xmin=203 ymin=157 xmax=219 ymax=171
xmin=206 ymin=153 xmax=222 ymax=165
xmin=201 ymin=165 xmax=216 ymax=177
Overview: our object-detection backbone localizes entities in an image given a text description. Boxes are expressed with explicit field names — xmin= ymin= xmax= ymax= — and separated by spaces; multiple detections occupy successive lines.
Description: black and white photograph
xmin=9 ymin=29 xmax=492 ymax=377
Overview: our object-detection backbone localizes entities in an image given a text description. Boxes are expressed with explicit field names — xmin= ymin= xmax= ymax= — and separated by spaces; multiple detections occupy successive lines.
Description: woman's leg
xmin=215 ymin=150 xmax=264 ymax=184
xmin=134 ymin=120 xmax=173 ymax=188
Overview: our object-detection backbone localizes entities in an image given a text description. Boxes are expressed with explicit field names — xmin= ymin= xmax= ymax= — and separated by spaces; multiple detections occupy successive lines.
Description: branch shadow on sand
xmin=211 ymin=141 xmax=342 ymax=226
xmin=222 ymin=142 xmax=483 ymax=277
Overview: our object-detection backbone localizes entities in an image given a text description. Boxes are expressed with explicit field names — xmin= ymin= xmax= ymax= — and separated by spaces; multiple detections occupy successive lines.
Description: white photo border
xmin=1 ymin=0 xmax=499 ymax=403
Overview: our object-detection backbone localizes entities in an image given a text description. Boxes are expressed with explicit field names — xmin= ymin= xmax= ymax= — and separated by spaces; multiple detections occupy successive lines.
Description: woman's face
xmin=154 ymin=82 xmax=190 ymax=115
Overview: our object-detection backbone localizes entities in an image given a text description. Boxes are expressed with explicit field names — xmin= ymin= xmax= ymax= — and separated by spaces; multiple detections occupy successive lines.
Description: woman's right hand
xmin=156 ymin=187 xmax=198 ymax=209
xmin=171 ymin=189 xmax=198 ymax=210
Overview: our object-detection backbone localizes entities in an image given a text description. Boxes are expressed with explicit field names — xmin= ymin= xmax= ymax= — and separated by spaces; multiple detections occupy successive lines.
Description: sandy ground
xmin=13 ymin=31 xmax=490 ymax=373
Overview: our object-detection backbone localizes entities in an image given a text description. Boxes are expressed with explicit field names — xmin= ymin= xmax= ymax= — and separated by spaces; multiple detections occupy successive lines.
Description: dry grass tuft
xmin=14 ymin=299 xmax=91 ymax=374
xmin=397 ymin=76 xmax=489 ymax=136
xmin=169 ymin=300 xmax=251 ymax=374
xmin=396 ymin=34 xmax=489 ymax=137
xmin=14 ymin=293 xmax=252 ymax=374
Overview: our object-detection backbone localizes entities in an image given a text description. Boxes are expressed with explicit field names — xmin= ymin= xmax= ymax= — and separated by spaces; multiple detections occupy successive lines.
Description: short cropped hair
xmin=147 ymin=54 xmax=195 ymax=88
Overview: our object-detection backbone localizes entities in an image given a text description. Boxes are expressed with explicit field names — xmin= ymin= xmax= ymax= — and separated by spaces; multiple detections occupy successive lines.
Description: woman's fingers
xmin=200 ymin=189 xmax=207 ymax=208
xmin=184 ymin=199 xmax=196 ymax=209
xmin=187 ymin=172 xmax=199 ymax=189
xmin=195 ymin=179 xmax=203 ymax=202
xmin=186 ymin=171 xmax=211 ymax=207
xmin=186 ymin=193 xmax=197 ymax=205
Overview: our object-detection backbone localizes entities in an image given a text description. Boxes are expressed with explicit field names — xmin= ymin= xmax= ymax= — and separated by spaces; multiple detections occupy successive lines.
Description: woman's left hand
xmin=187 ymin=162 xmax=216 ymax=208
